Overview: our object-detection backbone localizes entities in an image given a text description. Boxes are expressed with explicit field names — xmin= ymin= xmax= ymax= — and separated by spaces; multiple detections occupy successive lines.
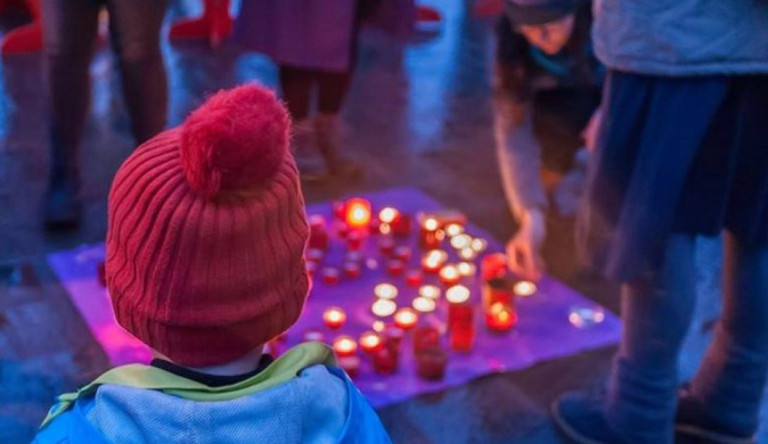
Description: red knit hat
xmin=105 ymin=84 xmax=310 ymax=367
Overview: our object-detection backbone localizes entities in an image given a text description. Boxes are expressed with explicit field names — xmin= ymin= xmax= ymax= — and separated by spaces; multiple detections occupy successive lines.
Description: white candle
xmin=419 ymin=285 xmax=441 ymax=300
xmin=513 ymin=280 xmax=538 ymax=297
xmin=412 ymin=296 xmax=437 ymax=313
xmin=446 ymin=285 xmax=470 ymax=304
xmin=372 ymin=298 xmax=397 ymax=317
xmin=374 ymin=283 xmax=399 ymax=300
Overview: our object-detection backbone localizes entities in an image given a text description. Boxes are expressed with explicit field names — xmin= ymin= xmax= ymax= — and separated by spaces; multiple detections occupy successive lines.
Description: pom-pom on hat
xmin=504 ymin=0 xmax=576 ymax=25
xmin=105 ymin=84 xmax=310 ymax=367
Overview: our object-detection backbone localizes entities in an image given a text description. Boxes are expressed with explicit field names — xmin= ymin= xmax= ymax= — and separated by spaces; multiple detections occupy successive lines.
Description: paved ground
xmin=0 ymin=1 xmax=761 ymax=443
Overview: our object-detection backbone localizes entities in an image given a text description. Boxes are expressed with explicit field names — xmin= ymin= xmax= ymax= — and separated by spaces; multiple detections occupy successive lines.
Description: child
xmin=553 ymin=1 xmax=768 ymax=443
xmin=33 ymin=85 xmax=392 ymax=444
xmin=493 ymin=0 xmax=602 ymax=280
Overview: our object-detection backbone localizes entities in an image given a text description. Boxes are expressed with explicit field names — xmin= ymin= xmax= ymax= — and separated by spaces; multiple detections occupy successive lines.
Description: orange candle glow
xmin=345 ymin=198 xmax=372 ymax=229
xmin=394 ymin=308 xmax=419 ymax=330
xmin=513 ymin=280 xmax=538 ymax=297
xmin=439 ymin=264 xmax=461 ymax=286
xmin=333 ymin=335 xmax=358 ymax=357
xmin=372 ymin=320 xmax=386 ymax=332
xmin=379 ymin=207 xmax=400 ymax=224
xmin=485 ymin=302 xmax=517 ymax=332
xmin=359 ymin=331 xmax=383 ymax=354
xmin=322 ymin=307 xmax=347 ymax=329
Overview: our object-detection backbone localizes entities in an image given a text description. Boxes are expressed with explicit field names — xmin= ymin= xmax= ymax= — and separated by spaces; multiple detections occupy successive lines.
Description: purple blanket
xmin=47 ymin=187 xmax=620 ymax=408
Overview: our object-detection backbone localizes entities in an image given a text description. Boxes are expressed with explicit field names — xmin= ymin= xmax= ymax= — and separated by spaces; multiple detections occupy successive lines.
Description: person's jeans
xmin=608 ymin=232 xmax=768 ymax=442
xmin=42 ymin=0 xmax=168 ymax=189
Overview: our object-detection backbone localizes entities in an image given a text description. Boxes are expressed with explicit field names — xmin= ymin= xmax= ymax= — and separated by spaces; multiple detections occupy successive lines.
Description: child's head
xmin=105 ymin=84 xmax=310 ymax=368
xmin=505 ymin=0 xmax=576 ymax=55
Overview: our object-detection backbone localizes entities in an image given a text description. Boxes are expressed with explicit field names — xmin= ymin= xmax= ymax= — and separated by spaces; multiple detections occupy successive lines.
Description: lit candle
xmin=321 ymin=267 xmax=341 ymax=285
xmin=485 ymin=302 xmax=517 ymax=332
xmin=413 ymin=325 xmax=440 ymax=355
xmin=372 ymin=347 xmax=398 ymax=375
xmin=387 ymin=259 xmax=405 ymax=277
xmin=405 ymin=269 xmax=423 ymax=287
xmin=379 ymin=207 xmax=400 ymax=224
xmin=393 ymin=308 xmax=419 ymax=330
xmin=343 ymin=262 xmax=361 ymax=279
xmin=332 ymin=335 xmax=358 ymax=357
xmin=345 ymin=198 xmax=372 ymax=229
xmin=391 ymin=213 xmax=412 ymax=237
xmin=459 ymin=248 xmax=477 ymax=260
xmin=359 ymin=331 xmax=383 ymax=354
xmin=323 ymin=307 xmax=347 ymax=329
xmin=412 ymin=296 xmax=436 ymax=313
xmin=421 ymin=250 xmax=448 ymax=273
xmin=419 ymin=217 xmax=444 ymax=250
xmin=450 ymin=234 xmax=472 ymax=250
xmin=482 ymin=276 xmax=513 ymax=311
xmin=444 ymin=223 xmax=465 ymax=238
xmin=374 ymin=283 xmax=399 ymax=300
xmin=416 ymin=347 xmax=448 ymax=381
xmin=379 ymin=223 xmax=392 ymax=235
xmin=446 ymin=285 xmax=475 ymax=352
xmin=371 ymin=298 xmax=397 ymax=317
xmin=513 ymin=280 xmax=537 ymax=297
xmin=471 ymin=238 xmax=488 ymax=253
xmin=446 ymin=285 xmax=470 ymax=304
xmin=372 ymin=320 xmax=386 ymax=332
xmin=439 ymin=264 xmax=461 ymax=286
xmin=338 ymin=355 xmax=360 ymax=379
xmin=481 ymin=253 xmax=508 ymax=281
xmin=458 ymin=262 xmax=477 ymax=277
xmin=419 ymin=285 xmax=441 ymax=300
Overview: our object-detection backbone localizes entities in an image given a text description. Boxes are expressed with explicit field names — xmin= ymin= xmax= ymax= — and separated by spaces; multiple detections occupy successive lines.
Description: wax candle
xmin=308 ymin=215 xmax=329 ymax=250
xmin=379 ymin=207 xmax=399 ymax=225
xmin=416 ymin=347 xmax=448 ymax=381
xmin=459 ymin=248 xmax=477 ymax=261
xmin=412 ymin=296 xmax=436 ymax=313
xmin=446 ymin=285 xmax=475 ymax=352
xmin=444 ymin=223 xmax=465 ymax=238
xmin=345 ymin=198 xmax=372 ymax=229
xmin=332 ymin=201 xmax=346 ymax=221
xmin=419 ymin=217 xmax=444 ymax=250
xmin=383 ymin=325 xmax=405 ymax=352
xmin=338 ymin=355 xmax=360 ymax=379
xmin=421 ymin=250 xmax=448 ymax=273
xmin=439 ymin=264 xmax=461 ymax=286
xmin=449 ymin=323 xmax=476 ymax=353
xmin=393 ymin=308 xmax=419 ymax=330
xmin=457 ymin=262 xmax=477 ymax=277
xmin=405 ymin=269 xmax=423 ymax=287
xmin=387 ymin=259 xmax=405 ymax=277
xmin=379 ymin=222 xmax=392 ymax=236
xmin=332 ymin=335 xmax=358 ymax=357
xmin=485 ymin=302 xmax=517 ymax=332
xmin=343 ymin=262 xmax=361 ymax=279
xmin=323 ymin=307 xmax=347 ymax=329
xmin=419 ymin=284 xmax=441 ymax=300
xmin=450 ymin=234 xmax=472 ymax=250
xmin=513 ymin=280 xmax=538 ymax=297
xmin=482 ymin=277 xmax=513 ymax=311
xmin=359 ymin=331 xmax=383 ymax=354
xmin=372 ymin=320 xmax=386 ymax=333
xmin=481 ymin=253 xmax=507 ymax=281
xmin=471 ymin=238 xmax=488 ymax=253
xmin=413 ymin=325 xmax=440 ymax=355
xmin=321 ymin=267 xmax=340 ymax=285
xmin=374 ymin=283 xmax=399 ymax=300
xmin=371 ymin=299 xmax=397 ymax=317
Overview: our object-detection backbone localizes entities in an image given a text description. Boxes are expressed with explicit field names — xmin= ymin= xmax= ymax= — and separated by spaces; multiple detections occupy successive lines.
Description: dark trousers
xmin=42 ymin=0 xmax=168 ymax=188
xmin=278 ymin=67 xmax=352 ymax=119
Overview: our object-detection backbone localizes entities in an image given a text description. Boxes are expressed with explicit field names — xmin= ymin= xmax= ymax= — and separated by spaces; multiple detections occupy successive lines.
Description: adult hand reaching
xmin=506 ymin=208 xmax=546 ymax=281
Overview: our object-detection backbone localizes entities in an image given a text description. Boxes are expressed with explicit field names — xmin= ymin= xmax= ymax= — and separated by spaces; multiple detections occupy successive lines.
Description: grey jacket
xmin=593 ymin=0 xmax=768 ymax=76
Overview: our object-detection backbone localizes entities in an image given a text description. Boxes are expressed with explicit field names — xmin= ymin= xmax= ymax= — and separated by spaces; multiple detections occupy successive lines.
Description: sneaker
xmin=675 ymin=386 xmax=756 ymax=444
xmin=551 ymin=392 xmax=630 ymax=444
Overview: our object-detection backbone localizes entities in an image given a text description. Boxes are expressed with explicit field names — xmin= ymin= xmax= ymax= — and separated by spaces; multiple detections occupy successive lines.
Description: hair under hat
xmin=504 ymin=0 xmax=576 ymax=25
xmin=105 ymin=84 xmax=310 ymax=367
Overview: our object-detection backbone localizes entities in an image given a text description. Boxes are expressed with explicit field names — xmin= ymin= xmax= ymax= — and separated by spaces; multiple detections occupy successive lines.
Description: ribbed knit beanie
xmin=505 ymin=0 xmax=576 ymax=25
xmin=105 ymin=84 xmax=310 ymax=367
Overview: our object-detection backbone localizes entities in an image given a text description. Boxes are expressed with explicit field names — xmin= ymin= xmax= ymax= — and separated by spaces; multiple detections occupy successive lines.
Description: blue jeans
xmin=42 ymin=0 xmax=168 ymax=189
xmin=608 ymin=233 xmax=768 ymax=442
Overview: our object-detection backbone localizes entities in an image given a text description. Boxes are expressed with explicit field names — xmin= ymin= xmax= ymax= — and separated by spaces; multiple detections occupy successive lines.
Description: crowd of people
xmin=31 ymin=0 xmax=768 ymax=443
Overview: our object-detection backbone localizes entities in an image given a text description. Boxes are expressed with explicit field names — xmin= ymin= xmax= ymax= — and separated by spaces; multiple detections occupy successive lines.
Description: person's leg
xmin=106 ymin=0 xmax=168 ymax=144
xmin=678 ymin=231 xmax=768 ymax=440
xmin=554 ymin=234 xmax=698 ymax=444
xmin=314 ymin=70 xmax=361 ymax=177
xmin=278 ymin=65 xmax=314 ymax=121
xmin=41 ymin=0 xmax=100 ymax=227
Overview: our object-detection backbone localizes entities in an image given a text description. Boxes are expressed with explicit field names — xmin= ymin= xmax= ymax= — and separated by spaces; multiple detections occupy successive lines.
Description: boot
xmin=675 ymin=386 xmax=757 ymax=444
xmin=551 ymin=392 xmax=633 ymax=444
xmin=313 ymin=113 xmax=361 ymax=179
xmin=291 ymin=117 xmax=326 ymax=181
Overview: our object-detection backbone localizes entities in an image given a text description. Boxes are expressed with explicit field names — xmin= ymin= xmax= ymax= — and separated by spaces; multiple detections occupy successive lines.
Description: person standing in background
xmin=234 ymin=0 xmax=382 ymax=181
xmin=493 ymin=0 xmax=602 ymax=281
xmin=42 ymin=0 xmax=168 ymax=229
xmin=552 ymin=1 xmax=768 ymax=443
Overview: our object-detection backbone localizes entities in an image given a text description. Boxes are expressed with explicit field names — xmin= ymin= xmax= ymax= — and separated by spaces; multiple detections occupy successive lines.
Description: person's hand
xmin=581 ymin=106 xmax=603 ymax=153
xmin=506 ymin=208 xmax=546 ymax=281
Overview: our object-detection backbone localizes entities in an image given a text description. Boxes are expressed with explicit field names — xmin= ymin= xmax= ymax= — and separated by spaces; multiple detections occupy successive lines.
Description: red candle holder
xmin=413 ymin=325 xmax=440 ymax=355
xmin=393 ymin=308 xmax=419 ymax=330
xmin=332 ymin=201 xmax=346 ymax=221
xmin=323 ymin=307 xmax=347 ymax=329
xmin=359 ymin=331 xmax=383 ymax=354
xmin=372 ymin=346 xmax=398 ymax=375
xmin=387 ymin=259 xmax=405 ymax=277
xmin=308 ymin=215 xmax=329 ymax=250
xmin=393 ymin=246 xmax=412 ymax=262
xmin=383 ymin=325 xmax=405 ymax=353
xmin=405 ymin=269 xmax=423 ymax=287
xmin=338 ymin=355 xmax=360 ymax=379
xmin=335 ymin=221 xmax=349 ymax=239
xmin=345 ymin=198 xmax=372 ymax=230
xmin=391 ymin=214 xmax=412 ymax=237
xmin=421 ymin=250 xmax=448 ymax=273
xmin=439 ymin=264 xmax=461 ymax=287
xmin=482 ymin=253 xmax=508 ymax=281
xmin=306 ymin=262 xmax=317 ymax=279
xmin=306 ymin=248 xmax=325 ymax=264
xmin=416 ymin=347 xmax=448 ymax=381
xmin=321 ymin=267 xmax=341 ymax=285
xmin=419 ymin=216 xmax=445 ymax=250
xmin=332 ymin=335 xmax=358 ymax=357
xmin=347 ymin=230 xmax=364 ymax=251
xmin=449 ymin=324 xmax=476 ymax=353
xmin=378 ymin=236 xmax=395 ymax=256
xmin=485 ymin=302 xmax=517 ymax=332
xmin=343 ymin=262 xmax=361 ymax=279
xmin=482 ymin=278 xmax=514 ymax=311
xmin=378 ymin=207 xmax=400 ymax=225
xmin=446 ymin=285 xmax=475 ymax=352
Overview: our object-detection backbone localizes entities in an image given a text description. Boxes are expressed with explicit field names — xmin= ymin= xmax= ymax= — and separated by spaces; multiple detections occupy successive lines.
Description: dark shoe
xmin=43 ymin=184 xmax=81 ymax=230
xmin=551 ymin=392 xmax=629 ymax=444
xmin=675 ymin=387 xmax=756 ymax=444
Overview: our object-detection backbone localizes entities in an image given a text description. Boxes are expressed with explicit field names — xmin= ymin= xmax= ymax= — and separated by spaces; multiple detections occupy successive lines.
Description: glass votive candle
xmin=372 ymin=320 xmax=386 ymax=332
xmin=416 ymin=347 xmax=448 ymax=381
xmin=332 ymin=335 xmax=358 ymax=357
xmin=321 ymin=267 xmax=341 ymax=285
xmin=387 ymin=259 xmax=405 ymax=277
xmin=322 ymin=307 xmax=347 ymax=329
xmin=412 ymin=296 xmax=436 ymax=313
xmin=513 ymin=280 xmax=538 ymax=297
xmin=449 ymin=324 xmax=476 ymax=353
xmin=391 ymin=213 xmax=412 ymax=237
xmin=413 ymin=325 xmax=440 ymax=355
xmin=439 ymin=264 xmax=461 ymax=286
xmin=459 ymin=247 xmax=477 ymax=260
xmin=393 ymin=246 xmax=412 ymax=262
xmin=450 ymin=234 xmax=472 ymax=250
xmin=383 ymin=325 xmax=405 ymax=352
xmin=481 ymin=253 xmax=508 ymax=281
xmin=374 ymin=283 xmax=399 ymax=300
xmin=372 ymin=298 xmax=397 ymax=318
xmin=471 ymin=238 xmax=488 ymax=253
xmin=419 ymin=285 xmax=441 ymax=300
xmin=347 ymin=231 xmax=364 ymax=251
xmin=379 ymin=207 xmax=399 ymax=225
xmin=393 ymin=308 xmax=419 ymax=330
xmin=306 ymin=248 xmax=325 ymax=264
xmin=343 ymin=262 xmax=361 ymax=279
xmin=372 ymin=346 xmax=398 ymax=375
xmin=379 ymin=236 xmax=395 ymax=255
xmin=405 ymin=269 xmax=423 ymax=287
xmin=379 ymin=222 xmax=392 ymax=236
xmin=421 ymin=250 xmax=448 ymax=273
xmin=338 ymin=355 xmax=360 ymax=379
xmin=444 ymin=223 xmax=465 ymax=238
xmin=485 ymin=302 xmax=517 ymax=332
xmin=482 ymin=278 xmax=513 ymax=311
xmin=419 ymin=217 xmax=444 ymax=250
xmin=345 ymin=198 xmax=372 ymax=229
xmin=359 ymin=331 xmax=383 ymax=354
xmin=457 ymin=262 xmax=477 ymax=277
